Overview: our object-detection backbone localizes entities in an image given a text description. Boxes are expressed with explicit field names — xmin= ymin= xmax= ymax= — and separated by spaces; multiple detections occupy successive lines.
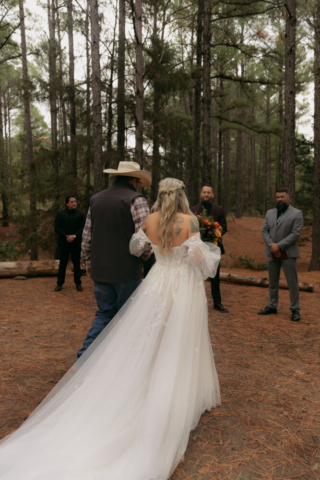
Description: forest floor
xmin=0 ymin=217 xmax=319 ymax=479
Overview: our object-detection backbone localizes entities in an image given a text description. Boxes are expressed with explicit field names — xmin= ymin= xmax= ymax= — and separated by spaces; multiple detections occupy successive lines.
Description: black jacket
xmin=54 ymin=208 xmax=86 ymax=247
xmin=191 ymin=202 xmax=227 ymax=255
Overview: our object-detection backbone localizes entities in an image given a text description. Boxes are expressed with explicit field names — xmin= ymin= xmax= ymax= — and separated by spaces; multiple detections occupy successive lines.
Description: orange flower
xmin=214 ymin=222 xmax=220 ymax=228
xmin=215 ymin=229 xmax=222 ymax=238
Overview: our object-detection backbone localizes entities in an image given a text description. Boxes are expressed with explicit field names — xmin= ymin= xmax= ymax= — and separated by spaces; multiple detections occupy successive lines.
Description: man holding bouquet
xmin=191 ymin=186 xmax=228 ymax=312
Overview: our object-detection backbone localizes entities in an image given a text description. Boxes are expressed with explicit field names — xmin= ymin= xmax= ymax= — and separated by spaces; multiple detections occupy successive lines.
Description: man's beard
xmin=276 ymin=201 xmax=289 ymax=212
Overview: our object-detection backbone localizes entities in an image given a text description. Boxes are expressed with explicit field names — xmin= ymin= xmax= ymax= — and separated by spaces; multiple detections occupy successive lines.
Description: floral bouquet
xmin=197 ymin=208 xmax=222 ymax=247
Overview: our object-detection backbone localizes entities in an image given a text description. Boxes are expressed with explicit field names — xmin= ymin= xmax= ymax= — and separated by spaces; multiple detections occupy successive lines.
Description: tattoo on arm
xmin=190 ymin=217 xmax=199 ymax=234
xmin=173 ymin=216 xmax=184 ymax=235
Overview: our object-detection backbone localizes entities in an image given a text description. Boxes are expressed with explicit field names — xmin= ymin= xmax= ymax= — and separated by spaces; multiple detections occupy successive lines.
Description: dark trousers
xmin=57 ymin=243 xmax=82 ymax=286
xmin=77 ymin=278 xmax=141 ymax=358
xmin=210 ymin=262 xmax=221 ymax=305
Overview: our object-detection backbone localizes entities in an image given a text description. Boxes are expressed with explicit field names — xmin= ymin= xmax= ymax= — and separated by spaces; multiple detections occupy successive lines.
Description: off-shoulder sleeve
xmin=129 ymin=229 xmax=151 ymax=257
xmin=185 ymin=233 xmax=221 ymax=280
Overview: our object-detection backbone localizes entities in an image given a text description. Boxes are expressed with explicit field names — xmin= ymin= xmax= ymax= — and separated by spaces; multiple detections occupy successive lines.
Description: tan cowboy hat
xmin=103 ymin=161 xmax=152 ymax=188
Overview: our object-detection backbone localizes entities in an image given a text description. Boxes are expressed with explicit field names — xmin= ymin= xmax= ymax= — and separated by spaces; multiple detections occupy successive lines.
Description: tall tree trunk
xmin=19 ymin=0 xmax=38 ymax=259
xmin=130 ymin=0 xmax=144 ymax=166
xmin=235 ymin=129 xmax=242 ymax=218
xmin=151 ymin=0 xmax=160 ymax=203
xmin=107 ymin=1 xmax=117 ymax=174
xmin=283 ymin=0 xmax=296 ymax=204
xmin=7 ymin=91 xmax=12 ymax=188
xmin=251 ymin=137 xmax=257 ymax=212
xmin=0 ymin=90 xmax=9 ymax=227
xmin=47 ymin=0 xmax=59 ymax=207
xmin=309 ymin=0 xmax=320 ymax=271
xmin=117 ymin=0 xmax=126 ymax=160
xmin=67 ymin=0 xmax=77 ymax=186
xmin=223 ymin=129 xmax=230 ymax=215
xmin=85 ymin=0 xmax=91 ymax=200
xmin=56 ymin=1 xmax=68 ymax=165
xmin=191 ymin=0 xmax=203 ymax=202
xmin=90 ymin=0 xmax=103 ymax=192
xmin=202 ymin=0 xmax=211 ymax=186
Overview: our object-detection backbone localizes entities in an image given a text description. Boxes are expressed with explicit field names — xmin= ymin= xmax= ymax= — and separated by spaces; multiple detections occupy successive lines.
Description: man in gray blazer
xmin=259 ymin=187 xmax=303 ymax=322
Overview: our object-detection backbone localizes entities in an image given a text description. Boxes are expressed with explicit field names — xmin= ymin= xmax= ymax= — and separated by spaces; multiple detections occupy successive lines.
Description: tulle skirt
xmin=0 ymin=262 xmax=220 ymax=480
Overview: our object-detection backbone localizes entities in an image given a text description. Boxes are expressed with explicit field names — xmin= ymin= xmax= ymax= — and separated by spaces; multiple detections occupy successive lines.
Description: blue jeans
xmin=77 ymin=278 xmax=142 ymax=358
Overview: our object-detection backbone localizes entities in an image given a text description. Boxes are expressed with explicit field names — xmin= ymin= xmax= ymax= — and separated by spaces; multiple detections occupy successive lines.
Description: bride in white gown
xmin=0 ymin=178 xmax=221 ymax=480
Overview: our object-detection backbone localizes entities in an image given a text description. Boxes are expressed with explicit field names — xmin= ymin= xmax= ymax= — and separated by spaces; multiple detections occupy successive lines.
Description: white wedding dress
xmin=0 ymin=231 xmax=221 ymax=480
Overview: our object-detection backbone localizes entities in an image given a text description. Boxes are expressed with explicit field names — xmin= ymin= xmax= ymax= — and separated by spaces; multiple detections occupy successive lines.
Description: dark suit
xmin=54 ymin=208 xmax=86 ymax=287
xmin=191 ymin=202 xmax=227 ymax=305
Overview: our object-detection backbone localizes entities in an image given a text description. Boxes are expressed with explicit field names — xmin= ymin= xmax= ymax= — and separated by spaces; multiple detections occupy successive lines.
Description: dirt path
xmin=0 ymin=216 xmax=319 ymax=478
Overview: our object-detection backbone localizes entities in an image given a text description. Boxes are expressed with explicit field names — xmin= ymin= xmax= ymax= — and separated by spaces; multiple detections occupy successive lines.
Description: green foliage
xmin=0 ymin=241 xmax=20 ymax=261
xmin=230 ymin=253 xmax=267 ymax=271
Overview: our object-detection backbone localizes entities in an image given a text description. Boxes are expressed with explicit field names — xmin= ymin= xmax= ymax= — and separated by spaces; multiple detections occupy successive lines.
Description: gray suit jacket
xmin=261 ymin=205 xmax=303 ymax=259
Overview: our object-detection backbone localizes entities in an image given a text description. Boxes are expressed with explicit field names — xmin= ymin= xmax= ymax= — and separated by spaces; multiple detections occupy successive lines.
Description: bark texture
xmin=191 ymin=0 xmax=203 ymax=202
xmin=309 ymin=0 xmax=320 ymax=271
xmin=90 ymin=0 xmax=104 ymax=192
xmin=283 ymin=0 xmax=296 ymax=204
xmin=202 ymin=0 xmax=211 ymax=186
xmin=117 ymin=0 xmax=126 ymax=160
xmin=67 ymin=0 xmax=77 ymax=183
xmin=0 ymin=260 xmax=59 ymax=278
xmin=131 ymin=0 xmax=144 ymax=166
xmin=19 ymin=0 xmax=38 ymax=259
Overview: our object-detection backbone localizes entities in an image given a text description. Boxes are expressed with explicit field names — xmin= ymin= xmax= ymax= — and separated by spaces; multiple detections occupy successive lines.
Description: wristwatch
xmin=74 ymin=235 xmax=76 ymax=239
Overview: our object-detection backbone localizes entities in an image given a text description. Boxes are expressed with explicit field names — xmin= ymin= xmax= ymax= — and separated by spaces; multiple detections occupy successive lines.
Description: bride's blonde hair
xmin=152 ymin=178 xmax=194 ymax=253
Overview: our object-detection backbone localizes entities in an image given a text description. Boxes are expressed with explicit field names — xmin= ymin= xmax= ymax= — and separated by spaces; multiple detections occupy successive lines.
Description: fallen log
xmin=0 ymin=260 xmax=59 ymax=278
xmin=220 ymin=273 xmax=314 ymax=293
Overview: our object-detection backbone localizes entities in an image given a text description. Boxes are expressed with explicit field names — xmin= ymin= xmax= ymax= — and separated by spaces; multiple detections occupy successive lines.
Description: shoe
xmin=214 ymin=304 xmax=229 ymax=313
xmin=76 ymin=285 xmax=83 ymax=292
xmin=258 ymin=306 xmax=277 ymax=315
xmin=291 ymin=310 xmax=301 ymax=322
xmin=55 ymin=285 xmax=62 ymax=292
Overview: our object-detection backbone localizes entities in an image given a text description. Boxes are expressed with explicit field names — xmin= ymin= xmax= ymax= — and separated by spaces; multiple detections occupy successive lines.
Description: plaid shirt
xmin=81 ymin=196 xmax=151 ymax=268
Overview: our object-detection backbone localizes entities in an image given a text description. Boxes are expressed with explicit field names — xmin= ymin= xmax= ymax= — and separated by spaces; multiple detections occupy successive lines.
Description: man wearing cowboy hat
xmin=77 ymin=161 xmax=152 ymax=358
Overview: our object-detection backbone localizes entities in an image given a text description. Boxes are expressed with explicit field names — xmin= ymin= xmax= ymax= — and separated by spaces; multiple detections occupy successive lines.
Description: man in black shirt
xmin=191 ymin=186 xmax=228 ymax=312
xmin=54 ymin=196 xmax=86 ymax=292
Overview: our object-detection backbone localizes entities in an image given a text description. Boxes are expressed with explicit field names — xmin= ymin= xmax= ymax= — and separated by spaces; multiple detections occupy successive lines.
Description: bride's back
xmin=144 ymin=212 xmax=197 ymax=248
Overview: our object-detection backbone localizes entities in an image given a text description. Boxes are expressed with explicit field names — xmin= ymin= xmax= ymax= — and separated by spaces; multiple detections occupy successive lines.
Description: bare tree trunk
xmin=7 ymin=91 xmax=12 ymax=188
xmin=47 ymin=0 xmax=59 ymax=207
xmin=283 ymin=0 xmax=296 ymax=204
xmin=251 ymin=137 xmax=257 ymax=212
xmin=235 ymin=129 xmax=242 ymax=218
xmin=0 ymin=90 xmax=9 ymax=227
xmin=67 ymin=0 xmax=77 ymax=186
xmin=107 ymin=1 xmax=117 ymax=173
xmin=117 ymin=0 xmax=126 ymax=160
xmin=56 ymin=1 xmax=68 ymax=165
xmin=191 ymin=0 xmax=203 ymax=202
xmin=223 ymin=129 xmax=231 ymax=215
xmin=151 ymin=0 xmax=160 ymax=203
xmin=19 ymin=0 xmax=38 ymax=259
xmin=85 ymin=0 xmax=91 ymax=199
xmin=130 ymin=0 xmax=144 ymax=166
xmin=202 ymin=0 xmax=211 ymax=186
xmin=90 ymin=0 xmax=103 ymax=192
xmin=309 ymin=0 xmax=320 ymax=271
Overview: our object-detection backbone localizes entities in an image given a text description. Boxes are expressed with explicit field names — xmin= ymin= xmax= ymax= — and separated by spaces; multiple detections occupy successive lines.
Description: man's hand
xmin=66 ymin=235 xmax=75 ymax=243
xmin=86 ymin=266 xmax=91 ymax=277
xmin=269 ymin=243 xmax=280 ymax=253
